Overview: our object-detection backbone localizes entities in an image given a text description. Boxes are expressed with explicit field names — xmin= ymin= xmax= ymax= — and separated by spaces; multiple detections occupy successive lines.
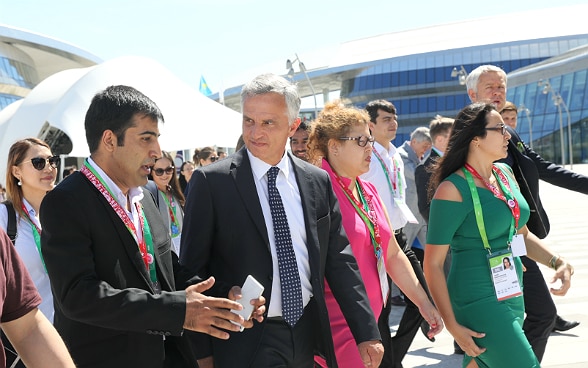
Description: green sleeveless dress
xmin=427 ymin=164 xmax=539 ymax=368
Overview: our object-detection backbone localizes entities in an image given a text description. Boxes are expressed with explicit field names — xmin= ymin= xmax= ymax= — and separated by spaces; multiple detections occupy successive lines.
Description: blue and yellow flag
xmin=199 ymin=76 xmax=212 ymax=96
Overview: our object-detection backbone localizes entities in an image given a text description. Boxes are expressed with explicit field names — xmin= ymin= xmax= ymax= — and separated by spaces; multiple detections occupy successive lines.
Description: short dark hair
xmin=85 ymin=85 xmax=164 ymax=153
xmin=365 ymin=99 xmax=396 ymax=124
xmin=296 ymin=120 xmax=310 ymax=132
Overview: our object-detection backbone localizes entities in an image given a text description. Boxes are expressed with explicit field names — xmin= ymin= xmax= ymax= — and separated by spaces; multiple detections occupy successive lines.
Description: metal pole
xmin=526 ymin=110 xmax=533 ymax=150
xmin=295 ymin=53 xmax=318 ymax=119
xmin=556 ymin=99 xmax=566 ymax=166
xmin=561 ymin=100 xmax=573 ymax=169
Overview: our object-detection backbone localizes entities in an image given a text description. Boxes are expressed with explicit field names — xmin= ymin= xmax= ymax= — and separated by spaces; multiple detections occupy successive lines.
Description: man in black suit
xmin=415 ymin=115 xmax=454 ymax=223
xmin=465 ymin=65 xmax=588 ymax=361
xmin=40 ymin=85 xmax=257 ymax=368
xmin=179 ymin=73 xmax=383 ymax=368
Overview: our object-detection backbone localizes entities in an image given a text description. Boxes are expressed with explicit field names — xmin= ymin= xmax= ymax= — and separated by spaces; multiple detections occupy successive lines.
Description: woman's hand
xmin=418 ymin=302 xmax=444 ymax=339
xmin=451 ymin=324 xmax=486 ymax=358
xmin=549 ymin=257 xmax=574 ymax=296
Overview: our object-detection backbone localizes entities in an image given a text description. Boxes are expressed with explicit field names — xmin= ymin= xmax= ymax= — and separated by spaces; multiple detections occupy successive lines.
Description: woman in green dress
xmin=423 ymin=103 xmax=574 ymax=368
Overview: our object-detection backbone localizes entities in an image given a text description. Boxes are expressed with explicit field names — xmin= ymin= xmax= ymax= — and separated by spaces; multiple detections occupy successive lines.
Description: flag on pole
xmin=199 ymin=76 xmax=212 ymax=96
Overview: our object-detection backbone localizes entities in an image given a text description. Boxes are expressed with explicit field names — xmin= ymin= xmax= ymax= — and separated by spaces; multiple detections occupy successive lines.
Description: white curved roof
xmin=0 ymin=56 xmax=242 ymax=183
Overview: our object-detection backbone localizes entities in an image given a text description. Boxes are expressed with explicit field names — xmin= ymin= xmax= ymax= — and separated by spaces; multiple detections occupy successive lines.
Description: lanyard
xmin=81 ymin=161 xmax=159 ymax=286
xmin=464 ymin=164 xmax=520 ymax=229
xmin=372 ymin=148 xmax=403 ymax=198
xmin=20 ymin=203 xmax=46 ymax=271
xmin=159 ymin=189 xmax=180 ymax=237
xmin=462 ymin=167 xmax=516 ymax=253
xmin=333 ymin=173 xmax=389 ymax=305
xmin=333 ymin=174 xmax=382 ymax=259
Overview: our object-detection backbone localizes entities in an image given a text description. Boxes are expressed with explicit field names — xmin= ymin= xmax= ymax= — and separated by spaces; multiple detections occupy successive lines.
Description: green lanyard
xmin=372 ymin=148 xmax=403 ymax=199
xmin=20 ymin=203 xmax=47 ymax=272
xmin=463 ymin=168 xmax=515 ymax=253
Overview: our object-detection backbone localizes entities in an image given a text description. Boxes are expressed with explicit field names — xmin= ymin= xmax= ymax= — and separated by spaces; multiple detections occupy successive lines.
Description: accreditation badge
xmin=375 ymin=247 xmax=390 ymax=306
xmin=487 ymin=249 xmax=522 ymax=301
xmin=510 ymin=234 xmax=527 ymax=257
xmin=171 ymin=234 xmax=181 ymax=255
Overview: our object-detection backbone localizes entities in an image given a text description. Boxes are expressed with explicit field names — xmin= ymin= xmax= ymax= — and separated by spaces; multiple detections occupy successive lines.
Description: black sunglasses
xmin=485 ymin=124 xmax=507 ymax=136
xmin=209 ymin=156 xmax=219 ymax=162
xmin=338 ymin=135 xmax=375 ymax=147
xmin=24 ymin=156 xmax=60 ymax=171
xmin=153 ymin=167 xmax=175 ymax=176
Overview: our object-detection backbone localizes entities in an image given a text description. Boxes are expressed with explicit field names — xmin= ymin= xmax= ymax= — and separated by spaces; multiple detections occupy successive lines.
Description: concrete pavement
xmin=390 ymin=163 xmax=588 ymax=367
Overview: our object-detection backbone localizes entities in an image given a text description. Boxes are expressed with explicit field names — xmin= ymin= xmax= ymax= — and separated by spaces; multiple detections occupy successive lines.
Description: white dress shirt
xmin=361 ymin=141 xmax=408 ymax=230
xmin=247 ymin=150 xmax=312 ymax=318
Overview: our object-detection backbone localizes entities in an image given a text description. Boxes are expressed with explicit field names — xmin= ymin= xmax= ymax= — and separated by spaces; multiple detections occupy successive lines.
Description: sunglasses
xmin=209 ymin=156 xmax=219 ymax=162
xmin=152 ymin=167 xmax=175 ymax=176
xmin=24 ymin=156 xmax=60 ymax=170
xmin=338 ymin=135 xmax=376 ymax=147
xmin=485 ymin=124 xmax=507 ymax=136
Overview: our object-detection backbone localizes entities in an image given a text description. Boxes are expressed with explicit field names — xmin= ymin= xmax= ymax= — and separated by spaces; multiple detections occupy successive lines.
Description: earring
xmin=17 ymin=180 xmax=22 ymax=186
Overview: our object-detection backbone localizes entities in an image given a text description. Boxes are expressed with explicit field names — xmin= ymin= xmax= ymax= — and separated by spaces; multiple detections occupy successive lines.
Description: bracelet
xmin=548 ymin=255 xmax=560 ymax=270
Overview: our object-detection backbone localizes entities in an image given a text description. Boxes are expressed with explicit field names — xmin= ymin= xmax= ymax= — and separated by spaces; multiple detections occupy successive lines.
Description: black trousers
xmin=377 ymin=230 xmax=431 ymax=368
xmin=250 ymin=303 xmax=315 ymax=368
xmin=521 ymin=255 xmax=557 ymax=362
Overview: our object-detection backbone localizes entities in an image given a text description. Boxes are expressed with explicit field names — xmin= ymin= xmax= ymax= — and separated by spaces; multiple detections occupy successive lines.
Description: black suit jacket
xmin=415 ymin=149 xmax=441 ymax=223
xmin=179 ymin=149 xmax=380 ymax=368
xmin=499 ymin=127 xmax=588 ymax=239
xmin=40 ymin=171 xmax=192 ymax=368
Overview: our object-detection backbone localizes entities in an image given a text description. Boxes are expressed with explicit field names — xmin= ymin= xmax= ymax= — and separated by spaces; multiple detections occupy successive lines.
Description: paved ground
xmin=389 ymin=163 xmax=588 ymax=367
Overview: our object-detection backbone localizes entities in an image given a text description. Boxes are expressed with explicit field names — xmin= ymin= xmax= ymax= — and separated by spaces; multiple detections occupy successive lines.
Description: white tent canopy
xmin=0 ymin=56 xmax=242 ymax=184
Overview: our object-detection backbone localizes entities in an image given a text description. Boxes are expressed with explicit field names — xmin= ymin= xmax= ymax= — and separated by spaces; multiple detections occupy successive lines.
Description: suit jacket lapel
xmin=290 ymin=154 xmax=319 ymax=253
xmin=231 ymin=149 xmax=270 ymax=246
xmin=82 ymin=175 xmax=156 ymax=292
xmin=142 ymin=197 xmax=175 ymax=291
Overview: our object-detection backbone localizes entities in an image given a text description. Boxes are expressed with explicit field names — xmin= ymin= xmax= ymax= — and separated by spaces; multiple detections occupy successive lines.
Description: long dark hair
xmin=428 ymin=103 xmax=496 ymax=200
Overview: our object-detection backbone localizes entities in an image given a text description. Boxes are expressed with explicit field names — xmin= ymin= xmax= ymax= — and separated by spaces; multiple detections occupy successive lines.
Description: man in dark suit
xmin=179 ymin=73 xmax=383 ymax=368
xmin=465 ymin=65 xmax=588 ymax=361
xmin=415 ymin=115 xmax=454 ymax=223
xmin=40 ymin=85 xmax=258 ymax=368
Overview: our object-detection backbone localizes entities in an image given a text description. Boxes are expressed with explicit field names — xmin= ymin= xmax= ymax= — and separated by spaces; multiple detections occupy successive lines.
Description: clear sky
xmin=1 ymin=0 xmax=586 ymax=93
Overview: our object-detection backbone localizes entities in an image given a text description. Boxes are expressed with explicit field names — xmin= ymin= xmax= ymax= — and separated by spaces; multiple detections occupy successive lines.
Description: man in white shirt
xmin=361 ymin=99 xmax=434 ymax=367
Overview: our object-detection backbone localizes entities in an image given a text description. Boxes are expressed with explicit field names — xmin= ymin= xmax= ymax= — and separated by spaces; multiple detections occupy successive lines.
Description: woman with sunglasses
xmin=308 ymin=102 xmax=442 ymax=368
xmin=424 ymin=103 xmax=574 ymax=367
xmin=1 ymin=138 xmax=59 ymax=320
xmin=194 ymin=146 xmax=218 ymax=167
xmin=0 ymin=138 xmax=59 ymax=366
xmin=149 ymin=151 xmax=185 ymax=254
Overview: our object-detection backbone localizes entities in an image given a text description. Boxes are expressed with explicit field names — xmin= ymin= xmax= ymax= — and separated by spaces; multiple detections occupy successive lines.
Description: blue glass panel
xmin=410 ymin=98 xmax=419 ymax=114
xmin=428 ymin=97 xmax=436 ymax=113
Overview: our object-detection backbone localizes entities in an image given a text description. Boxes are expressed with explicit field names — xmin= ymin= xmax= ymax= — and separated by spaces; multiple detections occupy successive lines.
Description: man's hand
xmin=357 ymin=340 xmax=384 ymax=367
xmin=183 ymin=277 xmax=244 ymax=339
xmin=228 ymin=286 xmax=266 ymax=329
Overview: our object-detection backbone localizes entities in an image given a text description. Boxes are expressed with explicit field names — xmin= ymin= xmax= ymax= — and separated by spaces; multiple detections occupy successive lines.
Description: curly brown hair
xmin=307 ymin=101 xmax=371 ymax=165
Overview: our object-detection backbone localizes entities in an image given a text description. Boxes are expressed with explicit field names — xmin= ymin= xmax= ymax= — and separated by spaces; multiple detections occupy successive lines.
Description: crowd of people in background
xmin=0 ymin=65 xmax=585 ymax=368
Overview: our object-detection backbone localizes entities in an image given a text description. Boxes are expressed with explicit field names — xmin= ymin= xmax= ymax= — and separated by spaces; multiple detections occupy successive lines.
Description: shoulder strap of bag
xmin=3 ymin=202 xmax=17 ymax=245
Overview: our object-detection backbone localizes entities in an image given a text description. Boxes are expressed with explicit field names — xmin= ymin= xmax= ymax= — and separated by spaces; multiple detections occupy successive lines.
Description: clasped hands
xmin=183 ymin=276 xmax=266 ymax=339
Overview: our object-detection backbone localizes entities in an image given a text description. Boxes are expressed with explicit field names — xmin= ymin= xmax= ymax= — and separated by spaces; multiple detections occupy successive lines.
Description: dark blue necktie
xmin=267 ymin=166 xmax=303 ymax=326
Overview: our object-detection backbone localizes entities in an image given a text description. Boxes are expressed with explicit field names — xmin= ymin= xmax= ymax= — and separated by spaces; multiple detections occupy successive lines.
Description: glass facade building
xmin=339 ymin=35 xmax=588 ymax=153
xmin=508 ymin=45 xmax=588 ymax=164
xmin=0 ymin=25 xmax=100 ymax=110
xmin=216 ymin=5 xmax=588 ymax=164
